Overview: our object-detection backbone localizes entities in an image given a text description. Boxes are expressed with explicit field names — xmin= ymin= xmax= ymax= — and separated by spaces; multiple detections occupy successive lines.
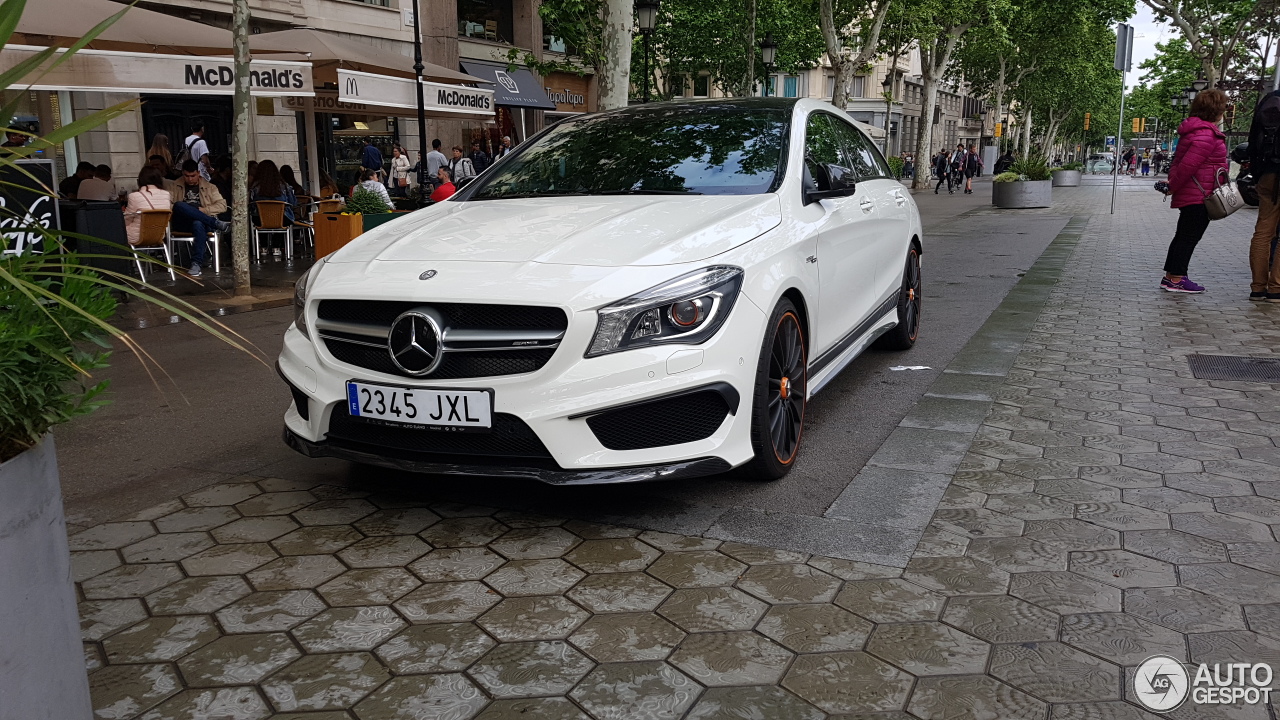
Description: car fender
xmin=717 ymin=213 xmax=819 ymax=343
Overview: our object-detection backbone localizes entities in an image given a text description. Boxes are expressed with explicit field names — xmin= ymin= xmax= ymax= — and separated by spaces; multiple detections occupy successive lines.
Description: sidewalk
xmin=71 ymin=180 xmax=1280 ymax=719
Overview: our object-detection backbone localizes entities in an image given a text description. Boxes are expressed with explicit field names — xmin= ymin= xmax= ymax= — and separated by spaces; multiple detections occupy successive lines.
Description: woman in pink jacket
xmin=1162 ymin=88 xmax=1229 ymax=293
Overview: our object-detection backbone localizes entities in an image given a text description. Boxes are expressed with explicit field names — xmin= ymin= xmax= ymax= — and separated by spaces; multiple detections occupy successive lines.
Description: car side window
xmin=804 ymin=113 xmax=855 ymax=192
xmin=828 ymin=117 xmax=884 ymax=180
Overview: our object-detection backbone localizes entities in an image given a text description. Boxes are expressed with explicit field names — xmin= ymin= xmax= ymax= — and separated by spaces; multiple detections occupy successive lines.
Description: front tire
xmin=739 ymin=298 xmax=807 ymax=481
xmin=875 ymin=245 xmax=922 ymax=351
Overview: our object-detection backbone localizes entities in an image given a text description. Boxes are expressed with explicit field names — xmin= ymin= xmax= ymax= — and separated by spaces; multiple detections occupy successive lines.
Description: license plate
xmin=346 ymin=381 xmax=492 ymax=431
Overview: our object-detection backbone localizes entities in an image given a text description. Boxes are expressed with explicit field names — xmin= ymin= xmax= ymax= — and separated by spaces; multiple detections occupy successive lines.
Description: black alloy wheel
xmin=876 ymin=245 xmax=922 ymax=351
xmin=741 ymin=298 xmax=807 ymax=481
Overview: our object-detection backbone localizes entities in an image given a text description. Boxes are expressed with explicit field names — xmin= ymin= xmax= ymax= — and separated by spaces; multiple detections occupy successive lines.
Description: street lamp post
xmin=636 ymin=0 xmax=659 ymax=103
xmin=760 ymin=33 xmax=777 ymax=97
xmin=410 ymin=0 xmax=428 ymax=189
xmin=881 ymin=73 xmax=894 ymax=156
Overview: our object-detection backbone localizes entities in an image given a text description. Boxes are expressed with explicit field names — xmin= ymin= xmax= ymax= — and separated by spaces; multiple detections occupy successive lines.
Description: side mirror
xmin=455 ymin=175 xmax=477 ymax=189
xmin=804 ymin=168 xmax=857 ymax=205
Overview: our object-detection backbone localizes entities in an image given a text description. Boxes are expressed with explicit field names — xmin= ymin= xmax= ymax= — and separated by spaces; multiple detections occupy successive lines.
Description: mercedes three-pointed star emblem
xmin=387 ymin=311 xmax=442 ymax=376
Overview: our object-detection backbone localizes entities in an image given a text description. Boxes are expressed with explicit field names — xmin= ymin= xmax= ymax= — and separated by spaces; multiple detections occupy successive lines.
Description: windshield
xmin=466 ymin=104 xmax=789 ymax=199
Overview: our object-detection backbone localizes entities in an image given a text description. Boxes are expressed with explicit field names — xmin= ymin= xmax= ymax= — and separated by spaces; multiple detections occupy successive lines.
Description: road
xmin=56 ymin=177 xmax=1062 ymax=554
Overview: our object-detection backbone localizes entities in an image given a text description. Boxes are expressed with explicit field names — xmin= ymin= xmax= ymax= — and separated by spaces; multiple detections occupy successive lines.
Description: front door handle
xmin=894 ymin=193 xmax=907 ymax=206
xmin=859 ymin=198 xmax=875 ymax=212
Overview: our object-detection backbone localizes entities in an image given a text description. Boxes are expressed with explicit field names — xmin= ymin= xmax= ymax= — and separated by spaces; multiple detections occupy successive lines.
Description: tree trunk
xmin=912 ymin=84 xmax=940 ymax=191
xmin=743 ymin=0 xmax=757 ymax=96
xmin=231 ymin=0 xmax=252 ymax=296
xmin=910 ymin=26 xmax=967 ymax=191
xmin=599 ymin=0 xmax=634 ymax=110
xmin=1021 ymin=106 xmax=1032 ymax=155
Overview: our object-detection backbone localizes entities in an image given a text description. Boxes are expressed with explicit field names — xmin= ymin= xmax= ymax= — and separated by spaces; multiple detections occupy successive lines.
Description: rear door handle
xmin=894 ymin=192 xmax=907 ymax=206
xmin=859 ymin=198 xmax=875 ymax=212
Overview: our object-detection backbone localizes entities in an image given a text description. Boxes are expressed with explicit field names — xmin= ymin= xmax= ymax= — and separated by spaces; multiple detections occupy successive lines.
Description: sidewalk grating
xmin=1188 ymin=354 xmax=1280 ymax=382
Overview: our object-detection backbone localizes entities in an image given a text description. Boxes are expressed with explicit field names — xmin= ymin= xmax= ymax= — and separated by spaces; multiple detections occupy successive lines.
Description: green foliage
xmin=885 ymin=155 xmax=905 ymax=179
xmin=992 ymin=171 xmax=1022 ymax=182
xmin=1008 ymin=154 xmax=1052 ymax=180
xmin=1055 ymin=161 xmax=1084 ymax=171
xmin=345 ymin=187 xmax=392 ymax=215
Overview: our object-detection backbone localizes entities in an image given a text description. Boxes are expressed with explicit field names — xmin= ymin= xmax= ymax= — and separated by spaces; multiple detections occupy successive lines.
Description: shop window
xmin=458 ymin=0 xmax=513 ymax=44
xmin=351 ymin=0 xmax=390 ymax=5
xmin=693 ymin=74 xmax=710 ymax=97
xmin=544 ymin=35 xmax=567 ymax=53
xmin=783 ymin=76 xmax=798 ymax=98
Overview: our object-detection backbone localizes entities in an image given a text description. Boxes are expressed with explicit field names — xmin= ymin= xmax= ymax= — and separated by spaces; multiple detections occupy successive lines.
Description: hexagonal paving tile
xmin=719 ymin=542 xmax=809 ymax=564
xmin=80 ymin=598 xmax=148 ymax=641
xmin=182 ymin=543 xmax=279 ymax=576
xmin=1187 ymin=629 xmax=1280 ymax=669
xmin=941 ymin=595 xmax=1060 ymax=643
xmin=834 ymin=578 xmax=946 ymax=622
xmin=806 ymin=555 xmax=901 ymax=581
xmin=685 ymin=686 xmax=822 ymax=720
xmin=177 ymin=633 xmax=300 ymax=687
xmin=291 ymin=606 xmax=406 ymax=652
xmin=493 ymin=510 xmax=566 ymax=528
xmin=310 ymin=484 xmax=371 ymax=500
xmin=567 ymin=572 xmax=673 ymax=613
xmin=82 ymin=563 xmax=184 ymax=600
xmin=483 ymin=558 xmax=585 ymax=596
xmin=657 ymin=587 xmax=768 ymax=632
xmin=989 ymin=641 xmax=1120 ymax=702
xmin=866 ymin=622 xmax=989 ymax=675
xmin=736 ymin=563 xmax=841 ymax=604
xmin=1180 ymin=563 xmax=1280 ymax=605
xmin=394 ymin=581 xmax=501 ymax=624
xmin=1121 ymin=487 xmax=1214 ymax=513
xmin=246 ymin=555 xmax=347 ymax=591
xmin=144 ymin=576 xmax=253 ymax=616
xmin=904 ymin=557 xmax=1010 ymax=596
xmin=215 ymin=590 xmax=327 ymax=633
xmin=477 ymin=595 xmax=588 ymax=641
xmin=966 ymin=536 xmax=1068 ymax=573
xmin=411 ymin=547 xmax=507 ymax=582
xmin=1060 ymin=612 xmax=1186 ymax=664
xmin=183 ymin=483 xmax=262 ymax=507
xmin=212 ymin=516 xmax=300 ymax=544
xmin=1021 ymin=519 xmax=1120 ymax=551
xmin=291 ymin=499 xmax=377 ymax=526
xmin=1165 ymin=472 xmax=1254 ymax=497
xmin=69 ymin=521 xmax=157 ymax=551
xmin=318 ymin=568 xmax=421 ymax=607
xmin=154 ymin=507 xmax=241 ymax=533
xmin=1171 ymin=512 xmax=1275 ymax=544
xmin=1122 ymin=529 xmax=1228 ymax=564
xmin=337 ymin=535 xmax=431 ymax=568
xmin=648 ymin=551 xmax=746 ymax=588
xmin=419 ymin=517 xmax=510 ymax=548
xmin=122 ymin=532 xmax=215 ymax=563
xmin=353 ymin=674 xmax=488 ymax=720
xmin=1008 ymin=571 xmax=1123 ymax=613
xmin=756 ymin=603 xmax=873 ymax=652
xmin=467 ymin=641 xmax=594 ymax=698
xmin=1074 ymin=503 xmax=1170 ymax=531
xmin=907 ymin=675 xmax=1047 ymax=720
xmin=569 ymin=612 xmax=685 ymax=662
xmin=71 ymin=550 xmax=122 ymax=583
xmin=489 ymin=527 xmax=581 ymax=559
xmin=780 ymin=651 xmax=912 ymax=714
xmin=983 ymin=493 xmax=1075 ymax=520
xmin=271 ymin=525 xmax=363 ymax=556
xmin=670 ymin=631 xmax=793 ymax=686
xmin=570 ymin=661 xmax=700 ymax=720
xmin=931 ymin=509 xmax=1026 ymax=539
xmin=1068 ymin=549 xmax=1177 ymax=589
xmin=1244 ymin=604 xmax=1280 ymax=639
xmin=1227 ymin=542 xmax=1280 ymax=575
xmin=639 ymin=530 xmax=722 ymax=552
xmin=260 ymin=652 xmax=389 ymax=712
xmin=89 ymin=663 xmax=182 ymax=718
xmin=564 ymin=537 xmax=660 ymax=573
xmin=137 ymin=686 xmax=271 ymax=720
xmin=1050 ymin=701 xmax=1161 ymax=720
xmin=353 ymin=508 xmax=441 ymax=536
xmin=103 ymin=615 xmax=220 ymax=663
xmin=474 ymin=697 xmax=590 ymax=720
xmin=234 ymin=491 xmax=318 ymax=517
xmin=375 ymin=622 xmax=496 ymax=674
xmin=1125 ymin=586 xmax=1246 ymax=633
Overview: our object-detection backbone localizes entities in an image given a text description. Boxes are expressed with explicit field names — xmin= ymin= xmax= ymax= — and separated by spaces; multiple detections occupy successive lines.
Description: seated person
xmin=429 ymin=167 xmax=456 ymax=202
xmin=75 ymin=164 xmax=118 ymax=202
xmin=59 ymin=162 xmax=96 ymax=198
xmin=250 ymin=160 xmax=297 ymax=257
xmin=124 ymin=166 xmax=172 ymax=247
xmin=352 ymin=167 xmax=393 ymax=207
xmin=168 ymin=159 xmax=230 ymax=276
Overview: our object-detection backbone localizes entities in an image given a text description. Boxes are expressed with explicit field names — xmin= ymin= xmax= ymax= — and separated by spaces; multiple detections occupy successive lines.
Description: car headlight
xmin=585 ymin=266 xmax=744 ymax=358
xmin=293 ymin=261 xmax=320 ymax=339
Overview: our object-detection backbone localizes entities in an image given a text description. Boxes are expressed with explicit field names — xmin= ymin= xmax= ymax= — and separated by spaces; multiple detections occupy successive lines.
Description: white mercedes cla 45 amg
xmin=280 ymin=98 xmax=923 ymax=484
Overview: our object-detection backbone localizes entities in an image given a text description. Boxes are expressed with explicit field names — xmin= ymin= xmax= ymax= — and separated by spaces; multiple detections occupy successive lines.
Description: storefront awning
xmin=459 ymin=60 xmax=556 ymax=109
xmin=249 ymin=29 xmax=484 ymax=87
xmin=14 ymin=0 xmax=276 ymax=56
xmin=336 ymin=69 xmax=493 ymax=119
xmin=0 ymin=45 xmax=314 ymax=96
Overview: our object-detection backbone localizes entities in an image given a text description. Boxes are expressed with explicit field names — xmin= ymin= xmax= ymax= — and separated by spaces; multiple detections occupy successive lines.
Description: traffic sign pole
xmin=1112 ymin=22 xmax=1134 ymax=215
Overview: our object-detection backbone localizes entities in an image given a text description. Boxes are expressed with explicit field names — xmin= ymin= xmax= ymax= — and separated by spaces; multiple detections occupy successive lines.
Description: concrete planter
xmin=1051 ymin=169 xmax=1082 ymax=187
xmin=0 ymin=437 xmax=92 ymax=720
xmin=992 ymin=179 xmax=1052 ymax=209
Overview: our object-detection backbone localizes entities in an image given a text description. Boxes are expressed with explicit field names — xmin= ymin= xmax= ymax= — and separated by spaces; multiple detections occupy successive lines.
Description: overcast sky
xmin=1126 ymin=3 xmax=1176 ymax=88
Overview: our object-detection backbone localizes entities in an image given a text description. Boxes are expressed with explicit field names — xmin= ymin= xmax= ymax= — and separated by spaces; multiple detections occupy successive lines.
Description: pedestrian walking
xmin=902 ymin=154 xmax=914 ymax=180
xmin=934 ymin=150 xmax=952 ymax=194
xmin=425 ymin=139 xmax=449 ymax=189
xmin=1141 ymin=153 xmax=1151 ymax=176
xmin=389 ymin=147 xmax=411 ymax=197
xmin=1247 ymin=87 xmax=1280 ymax=301
xmin=469 ymin=141 xmax=492 ymax=173
xmin=963 ymin=144 xmax=979 ymax=194
xmin=449 ymin=146 xmax=477 ymax=183
xmin=361 ymin=140 xmax=384 ymax=182
xmin=1161 ymin=88 xmax=1230 ymax=294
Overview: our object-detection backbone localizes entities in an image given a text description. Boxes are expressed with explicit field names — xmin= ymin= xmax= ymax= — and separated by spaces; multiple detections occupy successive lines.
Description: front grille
xmin=315 ymin=300 xmax=567 ymax=380
xmin=587 ymin=390 xmax=731 ymax=451
xmin=326 ymin=406 xmax=557 ymax=466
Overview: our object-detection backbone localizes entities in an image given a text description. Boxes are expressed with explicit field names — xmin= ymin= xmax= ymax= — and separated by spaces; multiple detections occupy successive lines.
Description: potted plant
xmin=1051 ymin=161 xmax=1084 ymax=187
xmin=346 ymin=186 xmax=398 ymax=232
xmin=992 ymin=154 xmax=1053 ymax=208
xmin=0 ymin=3 xmax=257 ymax=716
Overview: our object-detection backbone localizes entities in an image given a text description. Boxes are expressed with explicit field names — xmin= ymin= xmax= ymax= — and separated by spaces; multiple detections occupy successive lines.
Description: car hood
xmin=328 ymin=194 xmax=782 ymax=267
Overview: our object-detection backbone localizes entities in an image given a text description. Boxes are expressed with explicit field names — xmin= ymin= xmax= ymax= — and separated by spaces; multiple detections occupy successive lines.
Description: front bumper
xmin=277 ymin=293 xmax=766 ymax=479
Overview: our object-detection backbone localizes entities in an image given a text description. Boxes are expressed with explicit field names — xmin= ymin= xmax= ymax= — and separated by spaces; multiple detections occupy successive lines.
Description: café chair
xmin=167 ymin=225 xmax=221 ymax=273
xmin=133 ymin=209 xmax=177 ymax=282
xmin=253 ymin=200 xmax=293 ymax=262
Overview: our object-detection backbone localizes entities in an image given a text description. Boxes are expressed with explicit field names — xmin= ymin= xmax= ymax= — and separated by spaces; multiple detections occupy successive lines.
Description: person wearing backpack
xmin=1247 ymin=88 xmax=1280 ymax=302
xmin=178 ymin=123 xmax=212 ymax=181
xmin=1161 ymin=88 xmax=1229 ymax=294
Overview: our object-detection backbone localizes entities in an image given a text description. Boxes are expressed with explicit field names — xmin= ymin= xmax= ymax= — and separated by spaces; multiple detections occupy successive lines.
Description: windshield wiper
xmin=469 ymin=191 xmax=590 ymax=201
xmin=594 ymin=189 xmax=704 ymax=195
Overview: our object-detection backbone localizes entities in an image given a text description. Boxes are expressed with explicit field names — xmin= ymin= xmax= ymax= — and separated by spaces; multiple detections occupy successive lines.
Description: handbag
xmin=397 ymin=176 xmax=408 ymax=187
xmin=1191 ymin=146 xmax=1243 ymax=220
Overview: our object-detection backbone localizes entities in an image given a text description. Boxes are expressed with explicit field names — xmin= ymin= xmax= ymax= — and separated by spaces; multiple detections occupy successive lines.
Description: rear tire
xmin=875 ymin=245 xmax=922 ymax=351
xmin=739 ymin=298 xmax=807 ymax=482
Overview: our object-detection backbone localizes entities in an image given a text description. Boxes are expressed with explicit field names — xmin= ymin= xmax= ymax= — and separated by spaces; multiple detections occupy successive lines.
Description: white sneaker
xmin=273 ymin=248 xmax=282 ymax=257
xmin=188 ymin=263 xmax=202 ymax=277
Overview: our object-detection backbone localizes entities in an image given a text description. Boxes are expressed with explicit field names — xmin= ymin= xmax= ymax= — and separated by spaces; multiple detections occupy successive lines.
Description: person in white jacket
xmin=389 ymin=146 xmax=411 ymax=197
xmin=448 ymin=146 xmax=477 ymax=182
